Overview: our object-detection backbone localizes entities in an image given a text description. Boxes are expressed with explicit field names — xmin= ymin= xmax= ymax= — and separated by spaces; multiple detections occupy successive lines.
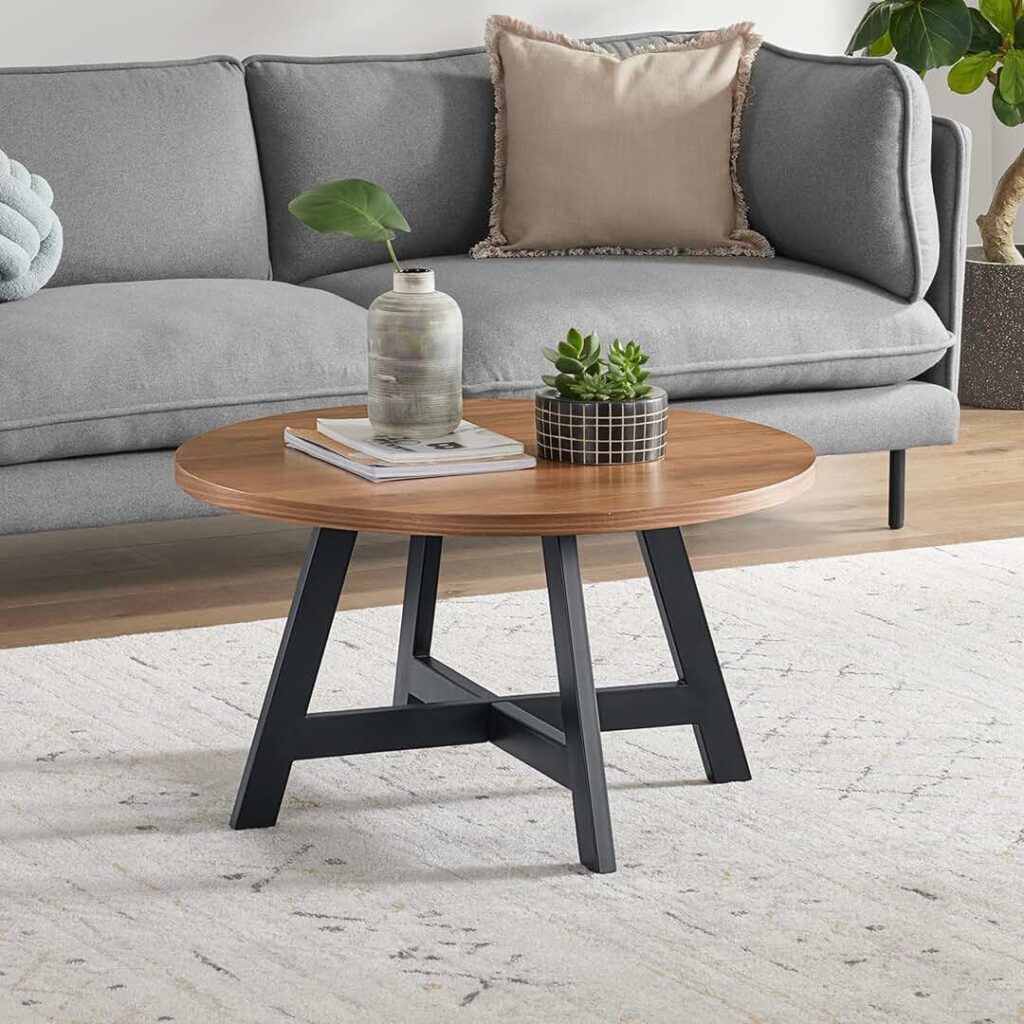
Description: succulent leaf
xmin=555 ymin=356 xmax=585 ymax=374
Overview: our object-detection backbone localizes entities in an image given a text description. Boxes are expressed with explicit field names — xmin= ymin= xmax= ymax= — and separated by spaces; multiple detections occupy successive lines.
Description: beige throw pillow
xmin=471 ymin=17 xmax=772 ymax=259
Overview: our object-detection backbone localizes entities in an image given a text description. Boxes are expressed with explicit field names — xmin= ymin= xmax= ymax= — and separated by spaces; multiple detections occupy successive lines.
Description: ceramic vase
xmin=367 ymin=268 xmax=463 ymax=436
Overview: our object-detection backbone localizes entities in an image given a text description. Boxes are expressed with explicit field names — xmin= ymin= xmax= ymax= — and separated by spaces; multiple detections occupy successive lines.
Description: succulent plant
xmin=542 ymin=328 xmax=654 ymax=401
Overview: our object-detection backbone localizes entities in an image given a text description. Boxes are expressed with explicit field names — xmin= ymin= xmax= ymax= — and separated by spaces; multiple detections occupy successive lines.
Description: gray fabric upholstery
xmin=0 ymin=57 xmax=269 ymax=285
xmin=739 ymin=44 xmax=939 ymax=302
xmin=0 ymin=450 xmax=216 ymax=535
xmin=0 ymin=380 xmax=959 ymax=535
xmin=305 ymin=255 xmax=951 ymax=401
xmin=921 ymin=118 xmax=971 ymax=393
xmin=244 ymin=49 xmax=495 ymax=283
xmin=679 ymin=381 xmax=959 ymax=456
xmin=0 ymin=279 xmax=367 ymax=466
xmin=244 ymin=33 xmax=693 ymax=284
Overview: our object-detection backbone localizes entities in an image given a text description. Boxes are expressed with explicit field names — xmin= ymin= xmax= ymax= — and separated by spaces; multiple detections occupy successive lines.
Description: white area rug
xmin=2 ymin=539 xmax=1022 ymax=1024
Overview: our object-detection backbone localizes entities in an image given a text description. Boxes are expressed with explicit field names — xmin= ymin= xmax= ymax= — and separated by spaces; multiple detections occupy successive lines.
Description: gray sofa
xmin=0 ymin=35 xmax=969 ymax=536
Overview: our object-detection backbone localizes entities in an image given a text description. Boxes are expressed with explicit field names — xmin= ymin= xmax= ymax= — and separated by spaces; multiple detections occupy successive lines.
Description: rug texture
xmin=1 ymin=539 xmax=1022 ymax=1023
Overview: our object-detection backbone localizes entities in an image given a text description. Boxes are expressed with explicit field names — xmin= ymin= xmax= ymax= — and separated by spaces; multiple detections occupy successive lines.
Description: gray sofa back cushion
xmin=738 ymin=44 xmax=940 ymax=301
xmin=0 ymin=57 xmax=269 ymax=285
xmin=245 ymin=49 xmax=496 ymax=283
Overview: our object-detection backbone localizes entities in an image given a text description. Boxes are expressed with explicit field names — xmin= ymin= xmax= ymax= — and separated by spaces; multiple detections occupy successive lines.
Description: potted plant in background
xmin=535 ymin=329 xmax=668 ymax=464
xmin=289 ymin=178 xmax=463 ymax=436
xmin=848 ymin=0 xmax=1024 ymax=409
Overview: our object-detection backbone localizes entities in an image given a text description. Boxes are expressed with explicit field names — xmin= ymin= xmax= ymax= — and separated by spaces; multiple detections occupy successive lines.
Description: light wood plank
xmin=174 ymin=400 xmax=816 ymax=536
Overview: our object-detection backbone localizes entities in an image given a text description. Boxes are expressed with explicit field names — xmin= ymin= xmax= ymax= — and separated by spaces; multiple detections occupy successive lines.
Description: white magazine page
xmin=316 ymin=419 xmax=524 ymax=462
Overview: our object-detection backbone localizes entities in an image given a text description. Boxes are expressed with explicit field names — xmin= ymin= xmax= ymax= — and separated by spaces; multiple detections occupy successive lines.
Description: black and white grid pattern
xmin=535 ymin=391 xmax=668 ymax=464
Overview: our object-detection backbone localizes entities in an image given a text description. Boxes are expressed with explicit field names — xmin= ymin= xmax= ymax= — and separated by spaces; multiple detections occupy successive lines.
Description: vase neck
xmin=393 ymin=268 xmax=435 ymax=294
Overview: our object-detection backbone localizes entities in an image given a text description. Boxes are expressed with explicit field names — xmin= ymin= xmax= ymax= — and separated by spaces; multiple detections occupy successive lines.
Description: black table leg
xmin=231 ymin=527 xmax=357 ymax=829
xmin=889 ymin=449 xmax=906 ymax=530
xmin=542 ymin=535 xmax=616 ymax=873
xmin=637 ymin=527 xmax=751 ymax=784
xmin=228 ymin=525 xmax=749 ymax=871
xmin=394 ymin=536 xmax=443 ymax=706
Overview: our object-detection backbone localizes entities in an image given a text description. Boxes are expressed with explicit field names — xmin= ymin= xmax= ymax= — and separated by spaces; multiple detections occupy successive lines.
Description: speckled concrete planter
xmin=961 ymin=245 xmax=1024 ymax=410
xmin=534 ymin=387 xmax=668 ymax=464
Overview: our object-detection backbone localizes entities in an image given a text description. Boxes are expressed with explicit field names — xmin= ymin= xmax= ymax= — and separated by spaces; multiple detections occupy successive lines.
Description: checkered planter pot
xmin=534 ymin=388 xmax=668 ymax=464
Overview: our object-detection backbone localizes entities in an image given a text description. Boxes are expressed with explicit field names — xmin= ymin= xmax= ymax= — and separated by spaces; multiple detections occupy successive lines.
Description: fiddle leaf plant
xmin=288 ymin=178 xmax=410 ymax=271
xmin=848 ymin=0 xmax=1024 ymax=264
xmin=542 ymin=328 xmax=654 ymax=401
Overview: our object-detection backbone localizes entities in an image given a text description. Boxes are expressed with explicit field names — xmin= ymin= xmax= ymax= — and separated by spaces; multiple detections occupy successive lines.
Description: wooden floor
xmin=1 ymin=408 xmax=1021 ymax=649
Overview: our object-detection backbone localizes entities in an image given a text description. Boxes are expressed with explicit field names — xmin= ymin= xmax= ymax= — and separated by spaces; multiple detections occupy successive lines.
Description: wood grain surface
xmin=174 ymin=400 xmax=816 ymax=536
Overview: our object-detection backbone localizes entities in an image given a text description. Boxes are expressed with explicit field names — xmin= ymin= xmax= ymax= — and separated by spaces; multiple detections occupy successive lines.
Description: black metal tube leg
xmin=889 ymin=450 xmax=906 ymax=530
xmin=638 ymin=528 xmax=751 ymax=784
xmin=231 ymin=528 xmax=357 ymax=829
xmin=542 ymin=535 xmax=616 ymax=874
xmin=394 ymin=536 xmax=443 ymax=705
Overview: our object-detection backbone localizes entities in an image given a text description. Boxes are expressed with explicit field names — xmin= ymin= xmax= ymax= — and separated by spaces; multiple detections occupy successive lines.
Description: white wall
xmin=0 ymin=1 xmax=864 ymax=67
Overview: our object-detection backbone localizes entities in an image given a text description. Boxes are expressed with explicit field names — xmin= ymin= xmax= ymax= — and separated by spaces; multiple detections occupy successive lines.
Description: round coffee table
xmin=175 ymin=399 xmax=815 ymax=873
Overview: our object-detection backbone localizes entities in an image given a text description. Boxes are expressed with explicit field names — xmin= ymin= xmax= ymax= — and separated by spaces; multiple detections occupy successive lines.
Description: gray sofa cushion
xmin=305 ymin=255 xmax=951 ymax=400
xmin=739 ymin=45 xmax=939 ymax=302
xmin=0 ymin=279 xmax=367 ymax=466
xmin=0 ymin=57 xmax=270 ymax=286
xmin=0 ymin=450 xmax=217 ymax=535
xmin=245 ymin=48 xmax=496 ymax=284
xmin=680 ymin=381 xmax=959 ymax=455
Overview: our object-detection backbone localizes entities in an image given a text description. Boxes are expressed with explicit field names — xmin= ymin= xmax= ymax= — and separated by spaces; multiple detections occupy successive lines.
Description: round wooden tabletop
xmin=174 ymin=400 xmax=815 ymax=537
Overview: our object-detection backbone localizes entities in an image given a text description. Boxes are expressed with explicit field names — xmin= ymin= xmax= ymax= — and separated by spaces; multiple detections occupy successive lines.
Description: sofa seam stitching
xmin=0 ymin=55 xmax=242 ymax=76
xmin=0 ymin=334 xmax=952 ymax=433
xmin=0 ymin=388 xmax=370 ymax=432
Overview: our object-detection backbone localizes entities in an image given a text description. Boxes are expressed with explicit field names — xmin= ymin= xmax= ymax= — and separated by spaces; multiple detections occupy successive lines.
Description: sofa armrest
xmin=737 ymin=43 xmax=940 ymax=303
xmin=920 ymin=117 xmax=971 ymax=392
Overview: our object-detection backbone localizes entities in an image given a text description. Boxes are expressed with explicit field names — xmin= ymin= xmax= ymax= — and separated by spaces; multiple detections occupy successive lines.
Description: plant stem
xmin=978 ymin=148 xmax=1024 ymax=264
xmin=385 ymin=238 xmax=402 ymax=273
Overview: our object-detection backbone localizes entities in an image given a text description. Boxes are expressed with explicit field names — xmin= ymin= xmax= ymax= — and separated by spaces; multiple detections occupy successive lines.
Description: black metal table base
xmin=231 ymin=527 xmax=750 ymax=873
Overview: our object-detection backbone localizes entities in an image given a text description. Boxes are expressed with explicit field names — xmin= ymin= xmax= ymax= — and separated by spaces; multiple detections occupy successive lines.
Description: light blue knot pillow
xmin=0 ymin=148 xmax=63 ymax=302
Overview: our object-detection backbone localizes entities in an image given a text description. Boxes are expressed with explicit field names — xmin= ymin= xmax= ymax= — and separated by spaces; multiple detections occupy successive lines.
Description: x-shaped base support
xmin=230 ymin=528 xmax=750 ymax=873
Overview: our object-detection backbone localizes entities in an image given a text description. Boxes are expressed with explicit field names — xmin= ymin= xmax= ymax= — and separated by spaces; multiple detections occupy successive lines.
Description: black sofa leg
xmin=888 ymin=450 xmax=906 ymax=530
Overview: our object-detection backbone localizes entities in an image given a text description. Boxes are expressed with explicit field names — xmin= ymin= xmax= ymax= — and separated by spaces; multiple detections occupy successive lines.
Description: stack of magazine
xmin=284 ymin=418 xmax=536 ymax=482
